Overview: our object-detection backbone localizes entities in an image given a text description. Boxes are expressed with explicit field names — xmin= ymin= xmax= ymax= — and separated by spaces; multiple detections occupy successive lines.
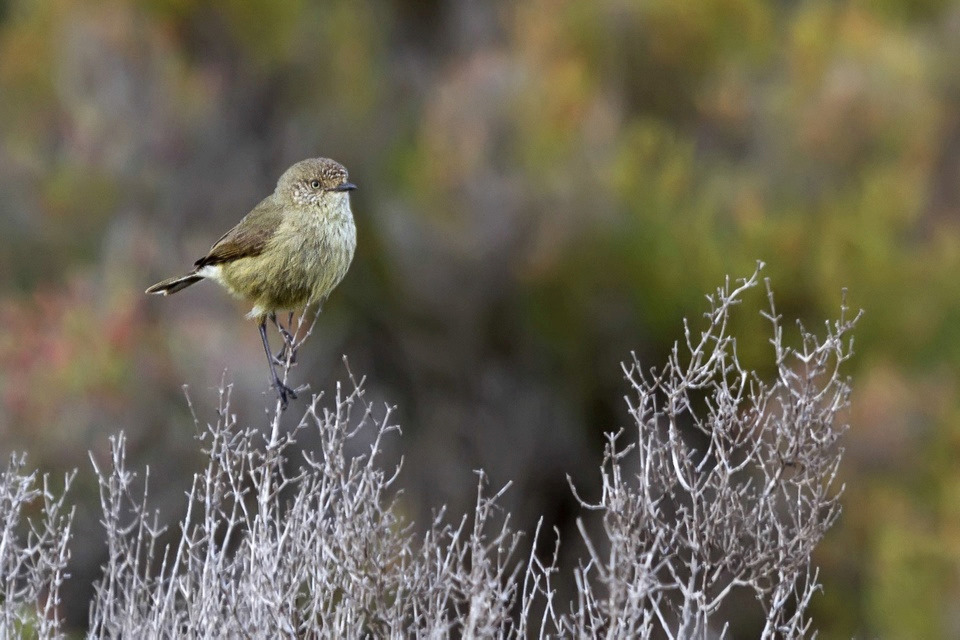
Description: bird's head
xmin=277 ymin=157 xmax=356 ymax=207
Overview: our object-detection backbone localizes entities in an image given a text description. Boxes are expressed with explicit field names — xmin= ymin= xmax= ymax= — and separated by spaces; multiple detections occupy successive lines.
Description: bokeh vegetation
xmin=1 ymin=0 xmax=959 ymax=636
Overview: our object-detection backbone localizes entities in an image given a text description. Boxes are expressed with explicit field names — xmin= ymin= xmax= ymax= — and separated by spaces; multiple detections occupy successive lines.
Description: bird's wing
xmin=194 ymin=196 xmax=283 ymax=268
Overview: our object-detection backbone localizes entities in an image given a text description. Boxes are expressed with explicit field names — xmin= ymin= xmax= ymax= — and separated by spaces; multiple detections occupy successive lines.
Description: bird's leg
xmin=271 ymin=312 xmax=296 ymax=345
xmin=259 ymin=317 xmax=296 ymax=409
xmin=270 ymin=312 xmax=297 ymax=365
xmin=285 ymin=311 xmax=299 ymax=363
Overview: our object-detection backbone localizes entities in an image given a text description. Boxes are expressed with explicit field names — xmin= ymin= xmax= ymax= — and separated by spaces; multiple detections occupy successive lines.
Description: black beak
xmin=334 ymin=182 xmax=357 ymax=192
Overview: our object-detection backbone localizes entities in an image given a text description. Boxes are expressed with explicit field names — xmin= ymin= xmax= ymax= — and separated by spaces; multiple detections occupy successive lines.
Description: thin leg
xmin=259 ymin=317 xmax=296 ymax=409
xmin=270 ymin=312 xmax=296 ymax=345
xmin=286 ymin=311 xmax=297 ymax=361
xmin=270 ymin=312 xmax=297 ymax=364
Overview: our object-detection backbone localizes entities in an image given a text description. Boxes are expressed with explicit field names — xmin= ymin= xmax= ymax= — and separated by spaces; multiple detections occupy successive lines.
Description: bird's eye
xmin=310 ymin=180 xmax=321 ymax=189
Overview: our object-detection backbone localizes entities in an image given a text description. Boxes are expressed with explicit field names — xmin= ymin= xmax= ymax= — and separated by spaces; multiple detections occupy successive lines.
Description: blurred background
xmin=1 ymin=0 xmax=959 ymax=636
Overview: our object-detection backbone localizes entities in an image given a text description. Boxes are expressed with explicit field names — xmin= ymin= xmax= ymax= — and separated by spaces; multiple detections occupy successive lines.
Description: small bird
xmin=146 ymin=157 xmax=357 ymax=408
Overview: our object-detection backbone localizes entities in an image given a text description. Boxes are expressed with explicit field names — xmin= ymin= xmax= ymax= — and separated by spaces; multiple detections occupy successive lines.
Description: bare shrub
xmin=3 ymin=267 xmax=858 ymax=638
xmin=0 ymin=455 xmax=75 ymax=638
xmin=86 ymin=315 xmax=531 ymax=638
xmin=553 ymin=265 xmax=860 ymax=638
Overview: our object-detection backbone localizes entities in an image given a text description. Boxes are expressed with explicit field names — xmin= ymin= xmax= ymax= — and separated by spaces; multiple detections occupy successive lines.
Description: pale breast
xmin=270 ymin=199 xmax=356 ymax=308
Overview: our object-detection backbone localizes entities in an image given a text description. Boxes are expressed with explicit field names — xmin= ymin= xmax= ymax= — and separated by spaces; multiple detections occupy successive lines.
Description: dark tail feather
xmin=145 ymin=273 xmax=204 ymax=295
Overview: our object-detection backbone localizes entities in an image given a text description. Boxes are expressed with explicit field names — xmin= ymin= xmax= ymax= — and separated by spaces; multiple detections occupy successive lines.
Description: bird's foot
xmin=274 ymin=380 xmax=298 ymax=410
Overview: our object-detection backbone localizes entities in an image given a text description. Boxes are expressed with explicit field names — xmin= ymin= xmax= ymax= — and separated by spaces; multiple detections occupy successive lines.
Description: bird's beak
xmin=334 ymin=182 xmax=357 ymax=192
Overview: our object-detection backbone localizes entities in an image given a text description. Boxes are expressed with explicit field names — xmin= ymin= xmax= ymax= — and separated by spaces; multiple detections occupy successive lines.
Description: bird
xmin=146 ymin=157 xmax=357 ymax=408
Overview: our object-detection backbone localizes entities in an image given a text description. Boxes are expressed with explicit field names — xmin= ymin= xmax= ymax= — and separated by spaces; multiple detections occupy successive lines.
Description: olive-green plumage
xmin=146 ymin=157 xmax=357 ymax=408
xmin=146 ymin=157 xmax=357 ymax=320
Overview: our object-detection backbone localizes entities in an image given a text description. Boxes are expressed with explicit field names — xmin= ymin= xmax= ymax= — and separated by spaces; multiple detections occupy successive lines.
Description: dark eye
xmin=310 ymin=180 xmax=321 ymax=189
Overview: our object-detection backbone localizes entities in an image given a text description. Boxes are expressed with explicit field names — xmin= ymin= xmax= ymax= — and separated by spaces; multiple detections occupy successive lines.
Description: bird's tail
xmin=145 ymin=272 xmax=204 ymax=295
